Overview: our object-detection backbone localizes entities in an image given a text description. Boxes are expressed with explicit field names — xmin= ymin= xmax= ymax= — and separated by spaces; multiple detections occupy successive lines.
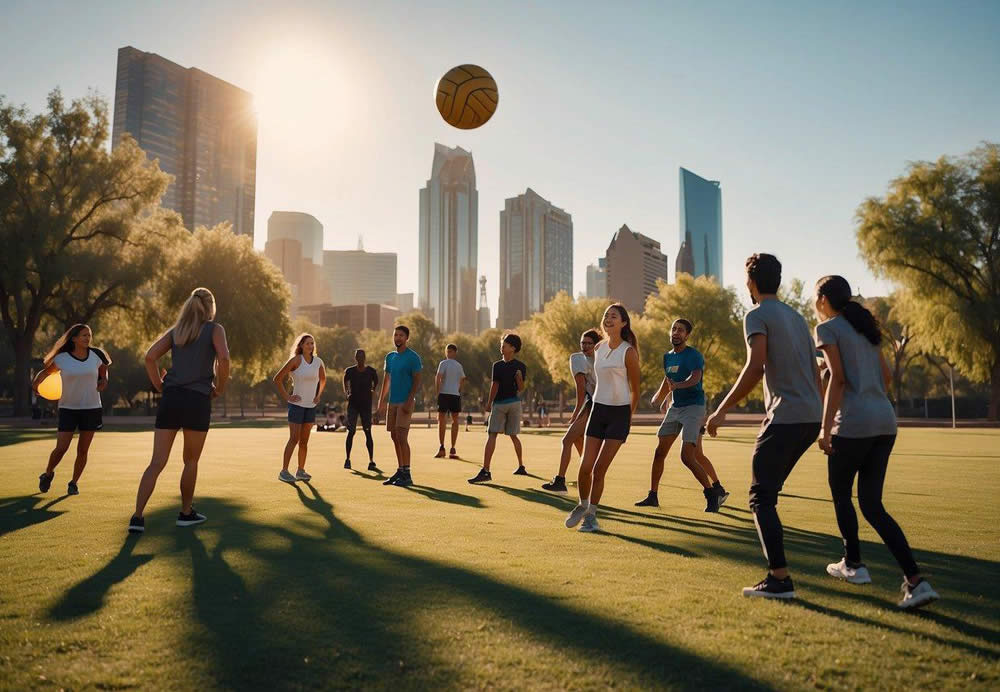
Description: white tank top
xmin=592 ymin=340 xmax=633 ymax=406
xmin=290 ymin=355 xmax=323 ymax=408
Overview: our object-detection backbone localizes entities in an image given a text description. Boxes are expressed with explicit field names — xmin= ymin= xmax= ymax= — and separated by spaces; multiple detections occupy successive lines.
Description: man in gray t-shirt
xmin=434 ymin=344 xmax=467 ymax=458
xmin=706 ymin=253 xmax=822 ymax=601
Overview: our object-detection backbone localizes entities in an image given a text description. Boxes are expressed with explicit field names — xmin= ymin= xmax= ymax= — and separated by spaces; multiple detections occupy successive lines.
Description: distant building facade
xmin=265 ymin=212 xmax=326 ymax=314
xmin=323 ymin=249 xmax=397 ymax=307
xmin=679 ymin=167 xmax=722 ymax=283
xmin=299 ymin=303 xmax=401 ymax=333
xmin=605 ymin=225 xmax=668 ymax=313
xmin=586 ymin=257 xmax=608 ymax=298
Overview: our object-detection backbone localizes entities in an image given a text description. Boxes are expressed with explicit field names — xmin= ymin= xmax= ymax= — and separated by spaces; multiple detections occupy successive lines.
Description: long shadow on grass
xmin=48 ymin=535 xmax=153 ymax=620
xmin=120 ymin=496 xmax=775 ymax=690
xmin=0 ymin=494 xmax=69 ymax=537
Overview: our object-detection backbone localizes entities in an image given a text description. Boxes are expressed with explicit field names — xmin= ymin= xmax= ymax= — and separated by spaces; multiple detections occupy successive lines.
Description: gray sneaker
xmin=579 ymin=513 xmax=601 ymax=533
xmin=565 ymin=504 xmax=589 ymax=528
xmin=278 ymin=469 xmax=297 ymax=483
xmin=295 ymin=468 xmax=312 ymax=481
xmin=898 ymin=579 xmax=940 ymax=609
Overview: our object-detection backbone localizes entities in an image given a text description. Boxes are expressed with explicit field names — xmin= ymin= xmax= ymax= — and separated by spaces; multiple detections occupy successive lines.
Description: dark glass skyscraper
xmin=112 ymin=46 xmax=257 ymax=237
xmin=678 ymin=168 xmax=722 ymax=284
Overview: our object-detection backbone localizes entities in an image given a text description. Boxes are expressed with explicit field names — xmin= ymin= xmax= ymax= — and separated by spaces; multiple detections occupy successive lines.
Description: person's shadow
xmin=0 ymin=494 xmax=69 ymax=539
xmin=48 ymin=534 xmax=153 ymax=620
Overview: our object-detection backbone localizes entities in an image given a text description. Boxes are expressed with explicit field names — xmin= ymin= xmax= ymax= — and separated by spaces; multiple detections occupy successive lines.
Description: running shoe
xmin=898 ymin=579 xmax=940 ymax=609
xmin=278 ymin=469 xmax=297 ymax=483
xmin=634 ymin=492 xmax=659 ymax=507
xmin=541 ymin=476 xmax=569 ymax=494
xmin=394 ymin=470 xmax=413 ymax=487
xmin=344 ymin=459 xmax=352 ymax=470
xmin=367 ymin=461 xmax=379 ymax=472
xmin=176 ymin=508 xmax=207 ymax=527
xmin=742 ymin=574 xmax=796 ymax=599
xmin=434 ymin=446 xmax=446 ymax=458
xmin=295 ymin=468 xmax=312 ymax=482
xmin=67 ymin=481 xmax=79 ymax=496
xmin=715 ymin=485 xmax=731 ymax=507
xmin=826 ymin=558 xmax=872 ymax=584
xmin=512 ymin=466 xmax=528 ymax=476
xmin=38 ymin=472 xmax=53 ymax=493
xmin=565 ymin=504 xmax=589 ymax=528
xmin=449 ymin=448 xmax=459 ymax=459
xmin=579 ymin=513 xmax=601 ymax=532
xmin=128 ymin=515 xmax=145 ymax=534
xmin=383 ymin=470 xmax=402 ymax=486
xmin=467 ymin=469 xmax=492 ymax=484
xmin=704 ymin=488 xmax=720 ymax=513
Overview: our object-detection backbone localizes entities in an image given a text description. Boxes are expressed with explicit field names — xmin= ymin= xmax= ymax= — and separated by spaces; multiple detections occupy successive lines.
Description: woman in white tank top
xmin=565 ymin=304 xmax=641 ymax=533
xmin=273 ymin=334 xmax=327 ymax=483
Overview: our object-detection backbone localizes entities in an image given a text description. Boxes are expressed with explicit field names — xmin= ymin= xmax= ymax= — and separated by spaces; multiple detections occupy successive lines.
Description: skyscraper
xmin=323 ymin=249 xmax=397 ymax=307
xmin=266 ymin=212 xmax=326 ymax=313
xmin=586 ymin=258 xmax=608 ymax=298
xmin=418 ymin=143 xmax=478 ymax=334
xmin=498 ymin=188 xmax=573 ymax=328
xmin=675 ymin=231 xmax=695 ymax=277
xmin=605 ymin=224 xmax=668 ymax=313
xmin=112 ymin=46 xmax=257 ymax=237
xmin=679 ymin=167 xmax=722 ymax=283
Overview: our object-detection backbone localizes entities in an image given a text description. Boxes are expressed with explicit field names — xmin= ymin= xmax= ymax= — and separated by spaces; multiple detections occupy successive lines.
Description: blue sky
xmin=2 ymin=0 xmax=998 ymax=314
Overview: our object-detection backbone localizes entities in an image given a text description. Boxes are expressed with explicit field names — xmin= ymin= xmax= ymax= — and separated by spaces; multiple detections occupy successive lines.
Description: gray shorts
xmin=488 ymin=400 xmax=521 ymax=435
xmin=657 ymin=404 xmax=706 ymax=444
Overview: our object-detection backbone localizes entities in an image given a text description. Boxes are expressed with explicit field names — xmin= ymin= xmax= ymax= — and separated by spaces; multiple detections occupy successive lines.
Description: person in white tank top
xmin=564 ymin=305 xmax=641 ymax=533
xmin=273 ymin=334 xmax=327 ymax=483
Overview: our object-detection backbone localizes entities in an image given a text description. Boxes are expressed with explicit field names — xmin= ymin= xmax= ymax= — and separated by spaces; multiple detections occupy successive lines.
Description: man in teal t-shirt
xmin=635 ymin=318 xmax=729 ymax=511
xmin=377 ymin=325 xmax=422 ymax=487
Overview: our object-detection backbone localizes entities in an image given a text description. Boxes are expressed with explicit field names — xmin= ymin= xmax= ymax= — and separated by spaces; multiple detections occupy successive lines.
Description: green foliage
xmin=527 ymin=292 xmax=607 ymax=389
xmin=778 ymin=278 xmax=818 ymax=331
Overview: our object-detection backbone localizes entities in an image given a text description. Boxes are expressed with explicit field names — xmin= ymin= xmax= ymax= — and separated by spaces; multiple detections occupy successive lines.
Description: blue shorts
xmin=288 ymin=404 xmax=317 ymax=424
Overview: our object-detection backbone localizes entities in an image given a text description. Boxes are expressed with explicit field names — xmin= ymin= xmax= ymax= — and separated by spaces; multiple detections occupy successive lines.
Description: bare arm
xmin=97 ymin=363 xmax=109 ymax=392
xmin=377 ymin=371 xmax=391 ymax=414
xmin=272 ymin=356 xmax=301 ymax=403
xmin=435 ymin=371 xmax=443 ymax=396
xmin=403 ymin=372 xmax=421 ymax=413
xmin=671 ymin=368 xmax=703 ymax=390
xmin=212 ymin=324 xmax=231 ymax=396
xmin=515 ymin=368 xmax=525 ymax=393
xmin=144 ymin=332 xmax=173 ymax=393
xmin=879 ymin=351 xmax=892 ymax=391
xmin=569 ymin=372 xmax=588 ymax=422
xmin=651 ymin=376 xmax=671 ymax=407
xmin=706 ymin=334 xmax=767 ymax=436
xmin=315 ymin=363 xmax=327 ymax=404
xmin=817 ymin=343 xmax=846 ymax=453
xmin=625 ymin=346 xmax=641 ymax=415
xmin=485 ymin=381 xmax=499 ymax=411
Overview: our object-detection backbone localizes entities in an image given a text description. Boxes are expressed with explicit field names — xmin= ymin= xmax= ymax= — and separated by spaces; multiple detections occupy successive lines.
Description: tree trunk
xmin=13 ymin=339 xmax=33 ymax=417
xmin=990 ymin=360 xmax=1000 ymax=421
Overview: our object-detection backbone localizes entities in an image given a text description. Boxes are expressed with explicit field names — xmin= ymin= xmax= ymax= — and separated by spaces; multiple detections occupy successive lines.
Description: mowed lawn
xmin=0 ymin=422 xmax=998 ymax=691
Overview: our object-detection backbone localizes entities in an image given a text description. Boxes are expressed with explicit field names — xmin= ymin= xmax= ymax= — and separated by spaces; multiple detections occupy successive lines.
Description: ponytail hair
xmin=171 ymin=287 xmax=216 ymax=346
xmin=607 ymin=303 xmax=639 ymax=353
xmin=43 ymin=323 xmax=111 ymax=367
xmin=815 ymin=275 xmax=881 ymax=346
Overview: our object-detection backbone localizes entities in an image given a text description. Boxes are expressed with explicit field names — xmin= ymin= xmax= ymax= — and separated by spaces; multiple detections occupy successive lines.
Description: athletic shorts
xmin=586 ymin=402 xmax=631 ymax=442
xmin=155 ymin=387 xmax=211 ymax=432
xmin=58 ymin=407 xmax=103 ymax=432
xmin=287 ymin=403 xmax=317 ymax=424
xmin=488 ymin=400 xmax=521 ymax=435
xmin=347 ymin=401 xmax=372 ymax=430
xmin=437 ymin=393 xmax=462 ymax=414
xmin=657 ymin=404 xmax=706 ymax=444
xmin=386 ymin=403 xmax=412 ymax=431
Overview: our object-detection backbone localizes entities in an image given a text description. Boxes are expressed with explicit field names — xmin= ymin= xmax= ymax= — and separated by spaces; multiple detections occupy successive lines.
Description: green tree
xmin=856 ymin=143 xmax=1000 ymax=418
xmin=440 ymin=331 xmax=494 ymax=408
xmin=527 ymin=292 xmax=607 ymax=389
xmin=865 ymin=293 xmax=919 ymax=412
xmin=778 ymin=278 xmax=818 ymax=331
xmin=0 ymin=90 xmax=173 ymax=415
xmin=396 ymin=311 xmax=442 ymax=409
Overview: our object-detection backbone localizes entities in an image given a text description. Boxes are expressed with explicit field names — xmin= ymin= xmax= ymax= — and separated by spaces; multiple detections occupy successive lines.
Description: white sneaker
xmin=826 ymin=558 xmax=872 ymax=584
xmin=579 ymin=513 xmax=601 ymax=533
xmin=898 ymin=579 xmax=940 ymax=609
xmin=295 ymin=468 xmax=312 ymax=481
xmin=565 ymin=504 xmax=589 ymax=528
xmin=278 ymin=469 xmax=297 ymax=483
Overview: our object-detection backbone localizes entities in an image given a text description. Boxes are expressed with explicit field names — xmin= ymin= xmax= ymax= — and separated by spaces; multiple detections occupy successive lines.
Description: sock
xmin=580 ymin=499 xmax=590 ymax=509
xmin=649 ymin=490 xmax=658 ymax=497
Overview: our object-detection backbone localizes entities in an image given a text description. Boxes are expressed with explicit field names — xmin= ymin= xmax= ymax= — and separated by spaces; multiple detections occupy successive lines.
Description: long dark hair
xmin=606 ymin=304 xmax=639 ymax=352
xmin=43 ymin=323 xmax=112 ymax=366
xmin=816 ymin=276 xmax=881 ymax=346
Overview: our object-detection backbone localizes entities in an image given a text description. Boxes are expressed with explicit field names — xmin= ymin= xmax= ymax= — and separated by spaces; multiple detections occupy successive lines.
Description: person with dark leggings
xmin=814 ymin=275 xmax=939 ymax=609
xmin=707 ymin=254 xmax=822 ymax=599
xmin=343 ymin=350 xmax=378 ymax=471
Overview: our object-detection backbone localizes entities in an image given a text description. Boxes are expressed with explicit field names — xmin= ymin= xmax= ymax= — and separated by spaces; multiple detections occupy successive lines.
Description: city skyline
xmin=3 ymin=1 xmax=998 ymax=317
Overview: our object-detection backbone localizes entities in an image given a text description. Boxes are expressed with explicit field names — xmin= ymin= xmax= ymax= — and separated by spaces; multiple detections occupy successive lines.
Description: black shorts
xmin=347 ymin=401 xmax=372 ymax=430
xmin=437 ymin=393 xmax=462 ymax=414
xmin=586 ymin=402 xmax=631 ymax=442
xmin=58 ymin=408 xmax=103 ymax=432
xmin=155 ymin=387 xmax=211 ymax=432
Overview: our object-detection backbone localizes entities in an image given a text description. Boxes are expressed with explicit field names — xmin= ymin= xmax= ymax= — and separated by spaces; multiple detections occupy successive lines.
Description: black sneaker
xmin=449 ymin=448 xmax=459 ymax=459
xmin=704 ymin=488 xmax=720 ymax=512
xmin=344 ymin=459 xmax=352 ymax=470
xmin=635 ymin=492 xmax=659 ymax=507
xmin=715 ymin=484 xmax=730 ymax=507
xmin=39 ymin=472 xmax=53 ymax=493
xmin=128 ymin=515 xmax=145 ymax=534
xmin=512 ymin=466 xmax=528 ymax=476
xmin=176 ymin=508 xmax=207 ymax=527
xmin=468 ymin=468 xmax=492 ymax=484
xmin=434 ymin=446 xmax=447 ymax=459
xmin=542 ymin=476 xmax=569 ymax=493
xmin=67 ymin=481 xmax=79 ymax=496
xmin=742 ymin=574 xmax=796 ymax=599
xmin=383 ymin=470 xmax=402 ymax=486
xmin=368 ymin=461 xmax=379 ymax=472
xmin=395 ymin=470 xmax=413 ymax=487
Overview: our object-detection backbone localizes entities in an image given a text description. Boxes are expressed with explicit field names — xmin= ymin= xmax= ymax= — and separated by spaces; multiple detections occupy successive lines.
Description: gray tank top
xmin=163 ymin=321 xmax=217 ymax=395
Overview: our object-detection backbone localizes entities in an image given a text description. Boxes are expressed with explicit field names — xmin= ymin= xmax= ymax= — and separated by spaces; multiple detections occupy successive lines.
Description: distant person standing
xmin=814 ymin=275 xmax=939 ymax=609
xmin=543 ymin=329 xmax=599 ymax=494
xmin=376 ymin=326 xmax=422 ymax=487
xmin=343 ymin=349 xmax=379 ymax=471
xmin=468 ymin=334 xmax=527 ymax=483
xmin=33 ymin=324 xmax=111 ymax=496
xmin=706 ymin=254 xmax=822 ymax=599
xmin=636 ymin=318 xmax=729 ymax=512
xmin=272 ymin=333 xmax=327 ymax=483
xmin=564 ymin=305 xmax=640 ymax=532
xmin=434 ymin=343 xmax=467 ymax=459
xmin=129 ymin=287 xmax=230 ymax=534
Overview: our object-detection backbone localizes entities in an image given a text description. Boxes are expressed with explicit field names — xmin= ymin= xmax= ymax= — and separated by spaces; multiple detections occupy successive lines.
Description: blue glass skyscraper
xmin=678 ymin=168 xmax=722 ymax=284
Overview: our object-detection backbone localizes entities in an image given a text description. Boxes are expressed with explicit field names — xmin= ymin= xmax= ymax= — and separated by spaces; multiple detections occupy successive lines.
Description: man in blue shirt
xmin=377 ymin=325 xmax=422 ymax=487
xmin=635 ymin=318 xmax=729 ymax=512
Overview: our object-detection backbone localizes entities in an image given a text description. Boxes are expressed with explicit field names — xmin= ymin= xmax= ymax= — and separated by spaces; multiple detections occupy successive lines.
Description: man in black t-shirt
xmin=468 ymin=334 xmax=528 ymax=483
xmin=343 ymin=349 xmax=379 ymax=471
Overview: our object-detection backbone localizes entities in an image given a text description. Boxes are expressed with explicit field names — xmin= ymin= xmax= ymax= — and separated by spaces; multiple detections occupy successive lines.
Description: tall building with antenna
xmin=477 ymin=275 xmax=491 ymax=334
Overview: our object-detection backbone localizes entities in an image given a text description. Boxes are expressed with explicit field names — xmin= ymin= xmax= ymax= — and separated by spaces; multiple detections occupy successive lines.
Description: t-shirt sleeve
xmin=744 ymin=309 xmax=768 ymax=345
xmin=53 ymin=353 xmax=68 ymax=369
xmin=383 ymin=355 xmax=391 ymax=375
xmin=692 ymin=350 xmax=705 ymax=371
xmin=662 ymin=353 xmax=669 ymax=374
xmin=458 ymin=363 xmax=466 ymax=378
xmin=519 ymin=362 xmax=527 ymax=379
xmin=436 ymin=360 xmax=446 ymax=375
xmin=412 ymin=353 xmax=422 ymax=372
xmin=570 ymin=353 xmax=586 ymax=375
xmin=89 ymin=347 xmax=110 ymax=365
xmin=814 ymin=322 xmax=835 ymax=349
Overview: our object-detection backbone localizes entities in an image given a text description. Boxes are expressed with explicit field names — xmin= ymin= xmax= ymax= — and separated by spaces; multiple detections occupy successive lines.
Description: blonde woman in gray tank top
xmin=273 ymin=334 xmax=327 ymax=484
xmin=129 ymin=288 xmax=230 ymax=534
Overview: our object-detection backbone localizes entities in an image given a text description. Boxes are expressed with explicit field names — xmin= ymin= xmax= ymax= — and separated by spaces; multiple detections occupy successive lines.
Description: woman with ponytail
xmin=32 ymin=324 xmax=111 ymax=495
xmin=128 ymin=287 xmax=230 ymax=534
xmin=564 ymin=304 xmax=641 ymax=533
xmin=814 ymin=275 xmax=939 ymax=609
xmin=272 ymin=333 xmax=326 ymax=483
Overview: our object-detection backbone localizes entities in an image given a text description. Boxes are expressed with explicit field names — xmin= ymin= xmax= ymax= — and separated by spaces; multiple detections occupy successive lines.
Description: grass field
xmin=0 ymin=422 xmax=998 ymax=690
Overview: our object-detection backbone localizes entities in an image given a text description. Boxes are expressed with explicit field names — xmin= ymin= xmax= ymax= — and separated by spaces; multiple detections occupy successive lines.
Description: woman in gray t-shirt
xmin=814 ymin=275 xmax=938 ymax=610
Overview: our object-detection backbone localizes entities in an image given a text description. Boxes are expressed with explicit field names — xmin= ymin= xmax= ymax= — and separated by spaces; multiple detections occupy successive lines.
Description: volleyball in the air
xmin=38 ymin=372 xmax=62 ymax=401
xmin=435 ymin=64 xmax=499 ymax=129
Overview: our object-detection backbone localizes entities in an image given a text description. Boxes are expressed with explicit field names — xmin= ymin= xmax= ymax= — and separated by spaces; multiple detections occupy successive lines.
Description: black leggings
xmin=346 ymin=425 xmax=374 ymax=461
xmin=828 ymin=434 xmax=919 ymax=577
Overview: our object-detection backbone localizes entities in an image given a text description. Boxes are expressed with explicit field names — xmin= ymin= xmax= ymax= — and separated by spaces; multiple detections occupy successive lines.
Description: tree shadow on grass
xmin=0 ymin=494 xmax=69 ymax=538
xmin=48 ymin=534 xmax=153 ymax=620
